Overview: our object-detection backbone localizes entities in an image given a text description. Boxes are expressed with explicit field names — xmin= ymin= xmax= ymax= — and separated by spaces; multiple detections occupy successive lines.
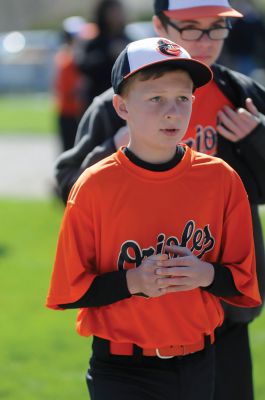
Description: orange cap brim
xmin=164 ymin=6 xmax=243 ymax=20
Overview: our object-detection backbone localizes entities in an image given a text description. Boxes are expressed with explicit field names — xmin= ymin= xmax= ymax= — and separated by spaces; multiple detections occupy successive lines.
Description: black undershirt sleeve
xmin=202 ymin=263 xmax=242 ymax=297
xmin=59 ymin=270 xmax=131 ymax=309
xmin=59 ymin=263 xmax=241 ymax=309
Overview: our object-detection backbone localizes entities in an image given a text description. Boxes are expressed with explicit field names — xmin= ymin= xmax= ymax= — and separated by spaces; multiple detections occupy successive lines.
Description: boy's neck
xmin=127 ymin=144 xmax=178 ymax=165
xmin=124 ymin=146 xmax=184 ymax=171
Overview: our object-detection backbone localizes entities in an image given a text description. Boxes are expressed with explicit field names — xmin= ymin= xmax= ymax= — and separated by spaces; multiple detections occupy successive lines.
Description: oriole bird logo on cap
xmin=157 ymin=39 xmax=182 ymax=57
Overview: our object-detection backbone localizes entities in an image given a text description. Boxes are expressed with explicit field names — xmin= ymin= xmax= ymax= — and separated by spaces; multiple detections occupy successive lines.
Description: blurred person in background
xmin=53 ymin=16 xmax=87 ymax=152
xmin=74 ymin=0 xmax=131 ymax=109
xmin=221 ymin=0 xmax=265 ymax=76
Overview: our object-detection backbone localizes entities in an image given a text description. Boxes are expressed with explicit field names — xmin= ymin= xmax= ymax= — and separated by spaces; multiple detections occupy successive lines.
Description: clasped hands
xmin=126 ymin=245 xmax=214 ymax=298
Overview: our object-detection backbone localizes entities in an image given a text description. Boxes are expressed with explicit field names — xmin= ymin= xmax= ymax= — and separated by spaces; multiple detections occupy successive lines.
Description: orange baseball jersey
xmin=183 ymin=80 xmax=233 ymax=155
xmin=46 ymin=145 xmax=261 ymax=348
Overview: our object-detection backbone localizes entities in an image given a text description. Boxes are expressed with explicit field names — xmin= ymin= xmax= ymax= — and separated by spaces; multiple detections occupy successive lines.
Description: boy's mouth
xmin=160 ymin=128 xmax=180 ymax=136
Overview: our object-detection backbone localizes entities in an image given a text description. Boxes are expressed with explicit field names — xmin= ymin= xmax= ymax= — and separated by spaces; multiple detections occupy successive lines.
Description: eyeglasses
xmin=166 ymin=19 xmax=231 ymax=41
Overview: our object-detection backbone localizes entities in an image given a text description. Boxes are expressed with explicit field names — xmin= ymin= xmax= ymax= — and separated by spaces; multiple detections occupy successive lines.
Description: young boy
xmin=54 ymin=3 xmax=265 ymax=399
xmin=46 ymin=37 xmax=260 ymax=400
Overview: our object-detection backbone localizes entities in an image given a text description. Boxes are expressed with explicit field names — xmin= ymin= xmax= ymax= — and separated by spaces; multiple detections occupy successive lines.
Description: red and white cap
xmin=111 ymin=37 xmax=212 ymax=94
xmin=154 ymin=0 xmax=243 ymax=19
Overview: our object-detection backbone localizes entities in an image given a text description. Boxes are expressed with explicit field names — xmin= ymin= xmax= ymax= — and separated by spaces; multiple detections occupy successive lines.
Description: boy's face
xmin=153 ymin=16 xmax=226 ymax=66
xmin=113 ymin=70 xmax=194 ymax=163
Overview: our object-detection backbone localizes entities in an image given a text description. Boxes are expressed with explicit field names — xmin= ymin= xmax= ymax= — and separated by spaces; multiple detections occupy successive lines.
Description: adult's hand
xmin=217 ymin=98 xmax=261 ymax=142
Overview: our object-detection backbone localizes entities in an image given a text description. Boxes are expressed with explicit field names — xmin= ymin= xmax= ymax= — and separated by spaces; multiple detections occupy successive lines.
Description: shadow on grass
xmin=0 ymin=244 xmax=9 ymax=257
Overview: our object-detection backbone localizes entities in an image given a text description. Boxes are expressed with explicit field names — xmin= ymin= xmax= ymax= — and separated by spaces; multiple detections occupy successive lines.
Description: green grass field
xmin=0 ymin=200 xmax=264 ymax=399
xmin=0 ymin=94 xmax=56 ymax=135
xmin=0 ymin=199 xmax=89 ymax=400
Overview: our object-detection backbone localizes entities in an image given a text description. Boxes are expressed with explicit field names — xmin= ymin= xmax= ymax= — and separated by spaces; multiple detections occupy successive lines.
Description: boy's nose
xmin=164 ymin=104 xmax=180 ymax=119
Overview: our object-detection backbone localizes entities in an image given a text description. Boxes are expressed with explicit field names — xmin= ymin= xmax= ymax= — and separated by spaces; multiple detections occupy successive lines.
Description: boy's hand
xmin=126 ymin=254 xmax=169 ymax=298
xmin=126 ymin=246 xmax=214 ymax=297
xmin=154 ymin=245 xmax=214 ymax=294
xmin=216 ymin=98 xmax=261 ymax=142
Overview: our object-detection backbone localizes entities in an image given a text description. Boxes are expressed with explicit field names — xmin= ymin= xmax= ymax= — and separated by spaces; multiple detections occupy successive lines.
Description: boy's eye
xmin=150 ymin=96 xmax=161 ymax=102
xmin=178 ymin=96 xmax=189 ymax=102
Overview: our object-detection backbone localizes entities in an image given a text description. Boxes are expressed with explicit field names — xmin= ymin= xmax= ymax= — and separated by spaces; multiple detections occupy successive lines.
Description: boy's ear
xmin=152 ymin=15 xmax=167 ymax=36
xmin=192 ymin=95 xmax=195 ymax=103
xmin=112 ymin=94 xmax=128 ymax=121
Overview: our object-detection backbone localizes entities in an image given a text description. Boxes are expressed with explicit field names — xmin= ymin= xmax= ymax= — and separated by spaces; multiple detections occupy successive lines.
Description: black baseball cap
xmin=111 ymin=37 xmax=213 ymax=94
xmin=154 ymin=0 xmax=243 ymax=19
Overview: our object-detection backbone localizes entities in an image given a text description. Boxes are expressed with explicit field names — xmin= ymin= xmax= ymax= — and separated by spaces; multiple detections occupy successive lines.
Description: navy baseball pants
xmin=86 ymin=337 xmax=215 ymax=400
xmin=214 ymin=320 xmax=253 ymax=400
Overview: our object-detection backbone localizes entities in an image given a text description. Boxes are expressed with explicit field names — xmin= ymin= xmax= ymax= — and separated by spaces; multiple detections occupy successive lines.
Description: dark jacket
xmin=212 ymin=64 xmax=265 ymax=205
xmin=55 ymin=64 xmax=265 ymax=322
